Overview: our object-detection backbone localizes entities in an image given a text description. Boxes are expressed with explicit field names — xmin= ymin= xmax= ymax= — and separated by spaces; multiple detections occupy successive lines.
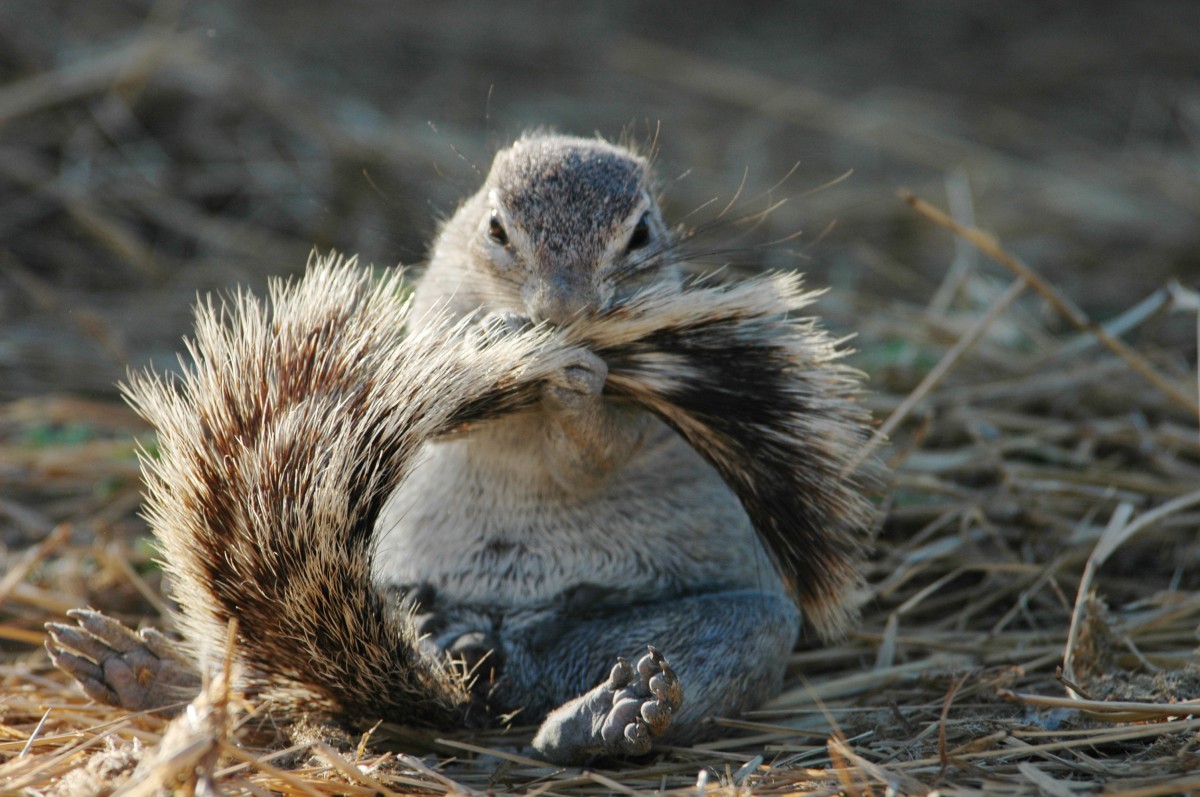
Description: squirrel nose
xmin=523 ymin=276 xmax=597 ymax=325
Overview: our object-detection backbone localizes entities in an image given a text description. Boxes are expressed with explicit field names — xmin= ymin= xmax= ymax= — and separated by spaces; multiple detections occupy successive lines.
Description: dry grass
xmin=3 ymin=4 xmax=1200 ymax=795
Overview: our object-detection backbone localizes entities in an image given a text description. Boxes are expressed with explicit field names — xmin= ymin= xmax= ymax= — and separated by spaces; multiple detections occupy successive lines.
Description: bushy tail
xmin=124 ymin=256 xmax=875 ymax=729
xmin=123 ymin=257 xmax=565 ymax=727
xmin=566 ymin=275 xmax=877 ymax=637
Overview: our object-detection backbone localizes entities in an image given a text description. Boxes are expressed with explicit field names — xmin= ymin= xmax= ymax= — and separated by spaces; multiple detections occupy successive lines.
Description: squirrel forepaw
xmin=473 ymin=310 xmax=530 ymax=342
xmin=542 ymin=348 xmax=608 ymax=412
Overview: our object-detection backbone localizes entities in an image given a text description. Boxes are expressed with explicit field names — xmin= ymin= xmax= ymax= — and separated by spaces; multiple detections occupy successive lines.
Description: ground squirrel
xmin=47 ymin=134 xmax=875 ymax=765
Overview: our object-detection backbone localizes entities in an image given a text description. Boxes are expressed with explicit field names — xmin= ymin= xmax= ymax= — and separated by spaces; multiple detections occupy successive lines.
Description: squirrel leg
xmin=45 ymin=609 xmax=200 ymax=712
xmin=514 ymin=589 xmax=800 ymax=765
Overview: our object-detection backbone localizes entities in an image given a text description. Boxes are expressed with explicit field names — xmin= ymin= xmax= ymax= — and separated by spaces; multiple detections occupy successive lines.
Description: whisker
xmin=717 ymin=166 xmax=750 ymax=220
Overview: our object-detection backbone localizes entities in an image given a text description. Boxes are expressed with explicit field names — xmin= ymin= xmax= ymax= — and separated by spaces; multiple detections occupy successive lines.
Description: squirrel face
xmin=416 ymin=135 xmax=680 ymax=324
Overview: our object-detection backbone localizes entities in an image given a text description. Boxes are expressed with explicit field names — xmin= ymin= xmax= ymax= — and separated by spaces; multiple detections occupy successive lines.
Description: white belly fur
xmin=374 ymin=415 xmax=784 ymax=609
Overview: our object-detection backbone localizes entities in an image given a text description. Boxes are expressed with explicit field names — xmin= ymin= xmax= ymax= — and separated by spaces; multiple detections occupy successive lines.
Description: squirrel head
xmin=416 ymin=134 xmax=680 ymax=324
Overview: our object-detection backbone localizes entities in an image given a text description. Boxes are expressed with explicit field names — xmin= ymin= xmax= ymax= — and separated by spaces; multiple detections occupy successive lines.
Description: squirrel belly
xmin=46 ymin=134 xmax=876 ymax=765
xmin=375 ymin=413 xmax=782 ymax=611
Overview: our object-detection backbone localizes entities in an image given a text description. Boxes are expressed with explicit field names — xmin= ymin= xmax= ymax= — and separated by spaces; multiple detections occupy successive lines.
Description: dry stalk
xmin=901 ymin=190 xmax=1200 ymax=416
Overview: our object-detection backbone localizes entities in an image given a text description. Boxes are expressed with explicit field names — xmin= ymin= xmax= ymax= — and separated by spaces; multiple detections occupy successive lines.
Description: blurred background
xmin=1 ymin=0 xmax=1197 ymax=398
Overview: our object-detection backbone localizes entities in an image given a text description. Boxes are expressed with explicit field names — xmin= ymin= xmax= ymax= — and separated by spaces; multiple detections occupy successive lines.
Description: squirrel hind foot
xmin=45 ymin=608 xmax=200 ymax=713
xmin=531 ymin=646 xmax=682 ymax=765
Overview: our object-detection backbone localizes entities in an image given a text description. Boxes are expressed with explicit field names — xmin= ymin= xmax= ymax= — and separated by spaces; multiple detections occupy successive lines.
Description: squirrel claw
xmin=607 ymin=656 xmax=635 ymax=689
xmin=624 ymin=716 xmax=652 ymax=754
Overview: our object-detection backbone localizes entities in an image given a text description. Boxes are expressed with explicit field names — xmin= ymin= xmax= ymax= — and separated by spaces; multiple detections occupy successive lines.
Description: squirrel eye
xmin=487 ymin=212 xmax=509 ymax=246
xmin=626 ymin=213 xmax=651 ymax=252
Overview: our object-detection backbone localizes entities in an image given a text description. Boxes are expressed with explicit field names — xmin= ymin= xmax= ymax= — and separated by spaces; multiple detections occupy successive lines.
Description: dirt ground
xmin=2 ymin=2 xmax=1200 ymax=795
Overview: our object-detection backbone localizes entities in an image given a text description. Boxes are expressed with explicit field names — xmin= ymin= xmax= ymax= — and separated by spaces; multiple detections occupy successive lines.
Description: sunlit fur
xmin=124 ymin=260 xmax=568 ymax=726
